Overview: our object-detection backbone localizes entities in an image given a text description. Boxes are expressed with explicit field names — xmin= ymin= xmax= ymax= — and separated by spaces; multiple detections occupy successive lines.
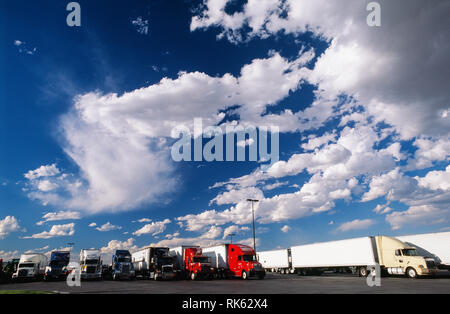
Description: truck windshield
xmin=193 ymin=257 xmax=209 ymax=263
xmin=117 ymin=257 xmax=131 ymax=263
xmin=85 ymin=259 xmax=98 ymax=265
xmin=157 ymin=257 xmax=173 ymax=265
xmin=19 ymin=263 xmax=34 ymax=268
xmin=242 ymin=255 xmax=257 ymax=262
xmin=402 ymin=249 xmax=419 ymax=256
xmin=50 ymin=260 xmax=68 ymax=267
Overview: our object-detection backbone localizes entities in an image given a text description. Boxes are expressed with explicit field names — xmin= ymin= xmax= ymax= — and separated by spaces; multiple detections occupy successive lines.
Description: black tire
xmin=406 ymin=267 xmax=417 ymax=279
xmin=241 ymin=271 xmax=248 ymax=280
xmin=258 ymin=273 xmax=265 ymax=280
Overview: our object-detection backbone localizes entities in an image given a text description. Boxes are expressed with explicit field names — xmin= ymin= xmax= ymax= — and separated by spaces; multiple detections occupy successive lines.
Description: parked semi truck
xmin=132 ymin=247 xmax=176 ymax=280
xmin=0 ymin=259 xmax=5 ymax=283
xmin=109 ymin=250 xmax=135 ymax=280
xmin=257 ymin=249 xmax=292 ymax=274
xmin=44 ymin=251 xmax=70 ymax=281
xmin=170 ymin=246 xmax=214 ymax=280
xmin=12 ymin=253 xmax=48 ymax=281
xmin=291 ymin=236 xmax=437 ymax=278
xmin=3 ymin=258 xmax=19 ymax=282
xmin=203 ymin=244 xmax=265 ymax=280
xmin=80 ymin=249 xmax=102 ymax=280
xmin=397 ymin=232 xmax=450 ymax=271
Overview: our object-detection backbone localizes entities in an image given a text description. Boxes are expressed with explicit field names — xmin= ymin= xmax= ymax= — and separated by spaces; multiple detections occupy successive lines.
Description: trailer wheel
xmin=190 ymin=272 xmax=197 ymax=281
xmin=359 ymin=267 xmax=369 ymax=277
xmin=406 ymin=267 xmax=417 ymax=279
xmin=241 ymin=271 xmax=248 ymax=280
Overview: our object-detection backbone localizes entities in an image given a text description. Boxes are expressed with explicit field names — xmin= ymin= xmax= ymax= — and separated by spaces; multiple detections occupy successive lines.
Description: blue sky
xmin=1 ymin=0 xmax=449 ymax=260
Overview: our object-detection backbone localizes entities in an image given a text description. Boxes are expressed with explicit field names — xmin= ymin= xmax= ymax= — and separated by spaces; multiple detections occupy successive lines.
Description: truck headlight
xmin=418 ymin=265 xmax=424 ymax=269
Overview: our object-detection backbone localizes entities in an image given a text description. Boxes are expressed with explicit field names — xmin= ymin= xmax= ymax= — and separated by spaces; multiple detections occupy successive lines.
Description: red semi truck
xmin=170 ymin=246 xmax=214 ymax=280
xmin=203 ymin=244 xmax=265 ymax=280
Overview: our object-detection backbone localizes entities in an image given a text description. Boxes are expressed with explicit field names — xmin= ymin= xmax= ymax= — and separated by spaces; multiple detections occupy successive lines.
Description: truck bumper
xmin=81 ymin=273 xmax=102 ymax=280
xmin=161 ymin=272 xmax=176 ymax=280
xmin=249 ymin=270 xmax=266 ymax=278
xmin=418 ymin=268 xmax=438 ymax=276
xmin=44 ymin=273 xmax=68 ymax=280
xmin=114 ymin=272 xmax=135 ymax=280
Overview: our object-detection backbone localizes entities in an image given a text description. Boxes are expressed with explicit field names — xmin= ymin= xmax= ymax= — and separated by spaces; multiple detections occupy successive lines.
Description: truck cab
xmin=3 ymin=258 xmax=19 ymax=282
xmin=228 ymin=244 xmax=265 ymax=280
xmin=44 ymin=251 xmax=70 ymax=281
xmin=184 ymin=247 xmax=214 ymax=280
xmin=12 ymin=253 xmax=48 ymax=281
xmin=375 ymin=236 xmax=438 ymax=278
xmin=153 ymin=254 xmax=176 ymax=280
xmin=80 ymin=249 xmax=102 ymax=280
xmin=111 ymin=250 xmax=135 ymax=280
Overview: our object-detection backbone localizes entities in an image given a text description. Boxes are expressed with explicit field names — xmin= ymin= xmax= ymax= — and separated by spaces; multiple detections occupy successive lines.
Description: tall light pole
xmin=247 ymin=199 xmax=259 ymax=252
xmin=228 ymin=233 xmax=236 ymax=244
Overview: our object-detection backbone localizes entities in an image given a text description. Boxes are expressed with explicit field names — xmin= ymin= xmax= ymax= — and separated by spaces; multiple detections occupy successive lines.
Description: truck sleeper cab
xmin=80 ymin=249 xmax=102 ymax=280
xmin=132 ymin=247 xmax=176 ymax=280
xmin=44 ymin=251 xmax=71 ymax=281
xmin=12 ymin=253 xmax=48 ymax=281
xmin=111 ymin=250 xmax=135 ymax=280
xmin=183 ymin=247 xmax=214 ymax=280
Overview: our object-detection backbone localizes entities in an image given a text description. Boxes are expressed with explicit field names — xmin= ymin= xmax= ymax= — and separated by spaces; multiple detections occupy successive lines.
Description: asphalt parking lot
xmin=1 ymin=271 xmax=449 ymax=294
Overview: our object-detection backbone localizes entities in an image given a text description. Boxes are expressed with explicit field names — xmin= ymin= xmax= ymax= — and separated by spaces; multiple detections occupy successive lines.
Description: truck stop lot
xmin=1 ymin=272 xmax=450 ymax=294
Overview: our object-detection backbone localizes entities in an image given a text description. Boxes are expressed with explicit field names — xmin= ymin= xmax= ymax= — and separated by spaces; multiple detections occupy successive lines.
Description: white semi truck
xmin=291 ymin=236 xmax=438 ymax=278
xmin=79 ymin=249 xmax=102 ymax=280
xmin=257 ymin=249 xmax=292 ymax=274
xmin=12 ymin=253 xmax=48 ymax=281
xmin=397 ymin=231 xmax=450 ymax=271
xmin=132 ymin=247 xmax=176 ymax=280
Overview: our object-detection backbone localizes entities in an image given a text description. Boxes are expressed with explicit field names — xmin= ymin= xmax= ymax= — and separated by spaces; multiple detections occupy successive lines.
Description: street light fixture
xmin=247 ymin=199 xmax=259 ymax=252
xmin=228 ymin=233 xmax=236 ymax=244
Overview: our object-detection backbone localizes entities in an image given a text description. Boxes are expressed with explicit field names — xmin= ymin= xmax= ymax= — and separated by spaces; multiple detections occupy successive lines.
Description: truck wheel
xmin=190 ymin=272 xmax=197 ymax=281
xmin=241 ymin=271 xmax=248 ymax=280
xmin=406 ymin=267 xmax=417 ymax=279
xmin=359 ymin=267 xmax=369 ymax=277
xmin=258 ymin=273 xmax=265 ymax=280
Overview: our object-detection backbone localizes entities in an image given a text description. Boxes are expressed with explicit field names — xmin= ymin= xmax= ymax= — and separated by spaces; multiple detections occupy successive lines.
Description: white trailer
xmin=12 ymin=253 xmax=48 ymax=280
xmin=291 ymin=237 xmax=377 ymax=276
xmin=290 ymin=236 xmax=437 ymax=278
xmin=202 ymin=245 xmax=228 ymax=269
xmin=397 ymin=232 xmax=450 ymax=270
xmin=257 ymin=249 xmax=291 ymax=274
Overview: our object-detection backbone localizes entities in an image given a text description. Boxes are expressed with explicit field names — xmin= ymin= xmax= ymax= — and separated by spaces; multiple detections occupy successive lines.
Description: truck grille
xmin=162 ymin=266 xmax=173 ymax=273
xmin=121 ymin=264 xmax=130 ymax=273
xmin=201 ymin=266 xmax=210 ymax=272
xmin=426 ymin=260 xmax=436 ymax=269
xmin=18 ymin=269 xmax=28 ymax=277
xmin=86 ymin=266 xmax=97 ymax=273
